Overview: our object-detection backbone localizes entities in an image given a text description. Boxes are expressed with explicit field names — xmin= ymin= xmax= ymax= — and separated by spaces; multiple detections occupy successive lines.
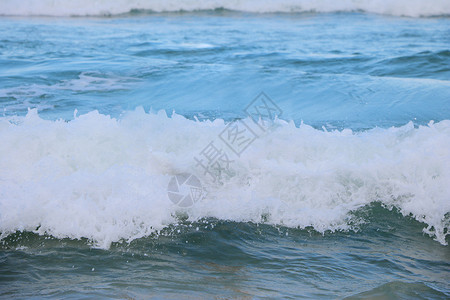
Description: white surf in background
xmin=1 ymin=0 xmax=450 ymax=17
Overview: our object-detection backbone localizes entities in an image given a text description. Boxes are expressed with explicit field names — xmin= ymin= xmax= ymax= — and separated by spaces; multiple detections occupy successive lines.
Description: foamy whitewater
xmin=1 ymin=5 xmax=449 ymax=298
xmin=0 ymin=109 xmax=449 ymax=248
xmin=1 ymin=0 xmax=450 ymax=17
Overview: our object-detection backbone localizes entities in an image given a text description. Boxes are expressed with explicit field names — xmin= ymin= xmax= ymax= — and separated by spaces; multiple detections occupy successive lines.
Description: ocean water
xmin=1 ymin=1 xmax=450 ymax=298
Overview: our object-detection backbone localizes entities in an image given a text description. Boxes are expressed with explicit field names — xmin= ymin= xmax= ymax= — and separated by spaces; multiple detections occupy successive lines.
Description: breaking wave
xmin=1 ymin=0 xmax=450 ymax=17
xmin=0 ymin=109 xmax=449 ymax=248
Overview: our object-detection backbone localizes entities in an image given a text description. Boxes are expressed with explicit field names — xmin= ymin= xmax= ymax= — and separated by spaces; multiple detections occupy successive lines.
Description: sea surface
xmin=0 ymin=1 xmax=450 ymax=298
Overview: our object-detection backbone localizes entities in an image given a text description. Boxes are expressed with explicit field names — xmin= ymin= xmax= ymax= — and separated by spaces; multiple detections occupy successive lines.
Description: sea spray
xmin=1 ymin=109 xmax=449 ymax=248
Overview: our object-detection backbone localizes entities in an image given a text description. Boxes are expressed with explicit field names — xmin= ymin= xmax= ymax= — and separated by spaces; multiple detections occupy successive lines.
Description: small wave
xmin=1 ymin=0 xmax=450 ymax=17
xmin=345 ymin=281 xmax=449 ymax=299
xmin=0 ymin=109 xmax=449 ymax=248
xmin=369 ymin=50 xmax=450 ymax=78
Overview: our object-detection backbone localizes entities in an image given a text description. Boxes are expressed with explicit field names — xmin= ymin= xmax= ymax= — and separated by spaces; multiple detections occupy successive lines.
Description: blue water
xmin=1 ymin=11 xmax=449 ymax=299
xmin=1 ymin=13 xmax=449 ymax=127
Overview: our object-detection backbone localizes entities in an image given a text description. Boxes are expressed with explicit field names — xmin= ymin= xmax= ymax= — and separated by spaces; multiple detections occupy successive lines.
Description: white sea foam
xmin=1 ymin=0 xmax=449 ymax=17
xmin=0 ymin=109 xmax=449 ymax=248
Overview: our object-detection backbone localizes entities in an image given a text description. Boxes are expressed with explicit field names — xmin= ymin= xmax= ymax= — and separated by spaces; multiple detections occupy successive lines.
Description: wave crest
xmin=0 ymin=109 xmax=449 ymax=248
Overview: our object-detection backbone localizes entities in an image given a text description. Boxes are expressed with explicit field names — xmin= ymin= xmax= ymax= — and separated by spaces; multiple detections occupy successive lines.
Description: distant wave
xmin=1 ymin=0 xmax=450 ymax=17
xmin=0 ymin=109 xmax=449 ymax=248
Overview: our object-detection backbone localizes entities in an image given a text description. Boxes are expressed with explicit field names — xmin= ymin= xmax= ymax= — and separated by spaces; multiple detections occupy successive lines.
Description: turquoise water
xmin=1 ymin=13 xmax=449 ymax=127
xmin=1 ymin=207 xmax=449 ymax=298
xmin=1 ymin=10 xmax=449 ymax=299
